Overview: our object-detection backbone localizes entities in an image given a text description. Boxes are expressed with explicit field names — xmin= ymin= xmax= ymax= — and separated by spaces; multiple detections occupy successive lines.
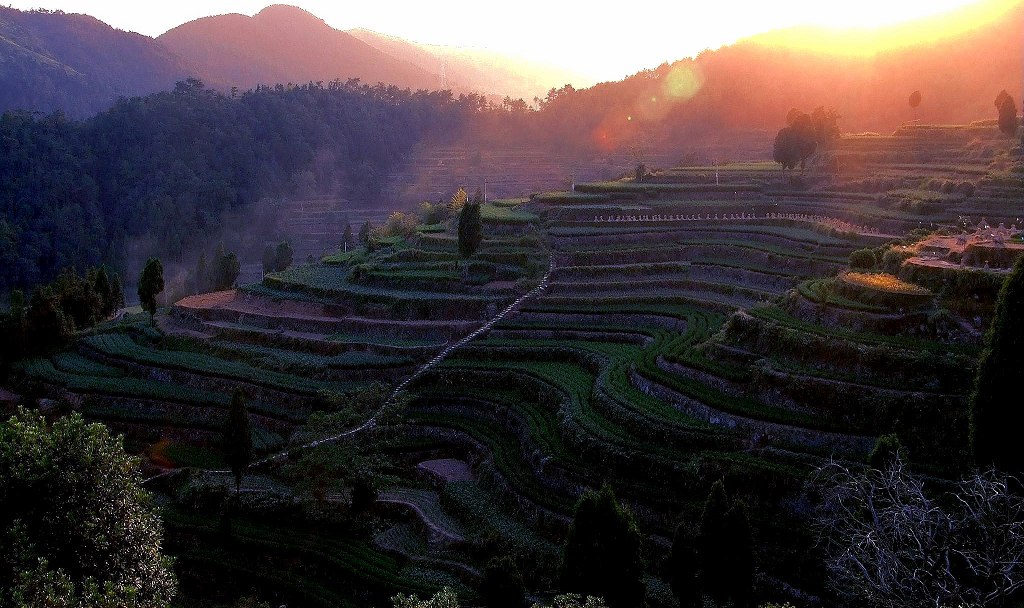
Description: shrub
xmin=849 ymin=248 xmax=876 ymax=269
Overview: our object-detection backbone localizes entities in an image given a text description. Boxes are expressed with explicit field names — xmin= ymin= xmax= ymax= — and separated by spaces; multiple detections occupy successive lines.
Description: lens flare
xmin=663 ymin=63 xmax=705 ymax=101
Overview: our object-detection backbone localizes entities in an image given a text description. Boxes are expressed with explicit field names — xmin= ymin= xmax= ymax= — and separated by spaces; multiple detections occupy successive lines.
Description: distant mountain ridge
xmin=0 ymin=7 xmax=190 ymax=117
xmin=157 ymin=5 xmax=441 ymax=92
xmin=346 ymin=27 xmax=590 ymax=101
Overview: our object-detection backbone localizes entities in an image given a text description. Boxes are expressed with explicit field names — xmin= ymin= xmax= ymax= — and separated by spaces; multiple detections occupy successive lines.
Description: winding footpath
xmin=145 ymin=256 xmax=554 ymax=482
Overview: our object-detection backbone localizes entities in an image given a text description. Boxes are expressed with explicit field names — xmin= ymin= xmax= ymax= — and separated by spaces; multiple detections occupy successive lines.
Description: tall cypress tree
xmin=727 ymin=500 xmax=755 ymax=608
xmin=137 ymin=257 xmax=164 ymax=316
xmin=697 ymin=480 xmax=731 ymax=603
xmin=223 ymin=388 xmax=253 ymax=493
xmin=560 ymin=484 xmax=645 ymax=608
xmin=458 ymin=202 xmax=483 ymax=259
xmin=971 ymin=256 xmax=1024 ymax=473
xmin=668 ymin=521 xmax=700 ymax=608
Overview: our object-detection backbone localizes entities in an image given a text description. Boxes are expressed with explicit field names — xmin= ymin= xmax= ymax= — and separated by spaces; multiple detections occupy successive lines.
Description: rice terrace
xmin=1 ymin=2 xmax=1024 ymax=608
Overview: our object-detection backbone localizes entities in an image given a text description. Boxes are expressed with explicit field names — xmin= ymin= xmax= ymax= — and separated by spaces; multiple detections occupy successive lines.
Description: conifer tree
xmin=138 ymin=258 xmax=164 ymax=316
xmin=697 ymin=480 xmax=731 ymax=603
xmin=458 ymin=202 xmax=482 ymax=259
xmin=668 ymin=521 xmax=700 ymax=608
xmin=479 ymin=556 xmax=527 ymax=608
xmin=342 ymin=222 xmax=354 ymax=251
xmin=223 ymin=388 xmax=253 ymax=493
xmin=971 ymin=256 xmax=1024 ymax=473
xmin=560 ymin=484 xmax=645 ymax=608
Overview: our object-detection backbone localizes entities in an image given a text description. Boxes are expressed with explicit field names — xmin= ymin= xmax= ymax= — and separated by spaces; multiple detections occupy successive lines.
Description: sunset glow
xmin=4 ymin=0 xmax=1016 ymax=82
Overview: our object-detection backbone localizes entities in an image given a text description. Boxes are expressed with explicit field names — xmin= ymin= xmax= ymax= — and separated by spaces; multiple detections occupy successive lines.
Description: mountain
xmin=347 ymin=28 xmax=590 ymax=101
xmin=0 ymin=7 xmax=190 ymax=118
xmin=157 ymin=5 xmax=440 ymax=92
xmin=519 ymin=0 xmax=1024 ymax=156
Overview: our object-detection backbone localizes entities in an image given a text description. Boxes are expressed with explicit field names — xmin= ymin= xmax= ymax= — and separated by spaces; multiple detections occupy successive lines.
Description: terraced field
xmin=9 ymin=123 xmax=1023 ymax=606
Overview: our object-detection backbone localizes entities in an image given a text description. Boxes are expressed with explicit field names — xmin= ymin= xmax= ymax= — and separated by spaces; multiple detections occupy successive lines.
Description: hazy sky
xmin=4 ymin=0 xmax=997 ymax=82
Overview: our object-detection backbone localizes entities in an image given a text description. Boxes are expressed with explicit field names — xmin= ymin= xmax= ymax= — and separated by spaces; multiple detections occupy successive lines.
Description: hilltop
xmin=157 ymin=5 xmax=440 ymax=92
xmin=0 ymin=7 xmax=189 ymax=117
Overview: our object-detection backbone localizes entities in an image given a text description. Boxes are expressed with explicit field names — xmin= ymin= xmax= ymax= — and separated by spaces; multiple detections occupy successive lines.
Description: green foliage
xmin=342 ymin=222 xmax=355 ymax=249
xmin=392 ymin=587 xmax=460 ymax=608
xmin=479 ymin=556 xmax=527 ymax=608
xmin=138 ymin=257 xmax=164 ymax=315
xmin=458 ymin=202 xmax=483 ymax=259
xmin=560 ymin=484 xmax=645 ymax=608
xmin=849 ymin=248 xmax=877 ymax=270
xmin=275 ymin=241 xmax=294 ymax=273
xmin=223 ymin=388 xmax=253 ymax=492
xmin=359 ymin=221 xmax=373 ymax=247
xmin=0 ymin=408 xmax=175 ymax=606
xmin=532 ymin=594 xmax=608 ymax=608
xmin=0 ymin=81 xmax=482 ymax=294
xmin=262 ymin=241 xmax=293 ymax=275
xmin=869 ymin=433 xmax=905 ymax=469
xmin=970 ymin=256 xmax=1024 ymax=472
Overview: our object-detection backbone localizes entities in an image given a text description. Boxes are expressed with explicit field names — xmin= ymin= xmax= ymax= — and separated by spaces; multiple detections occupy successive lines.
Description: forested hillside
xmin=0 ymin=7 xmax=189 ymax=118
xmin=0 ymin=80 xmax=476 ymax=292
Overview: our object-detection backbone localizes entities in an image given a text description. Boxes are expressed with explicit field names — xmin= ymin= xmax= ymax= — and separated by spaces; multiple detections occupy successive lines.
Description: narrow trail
xmin=144 ymin=256 xmax=554 ymax=483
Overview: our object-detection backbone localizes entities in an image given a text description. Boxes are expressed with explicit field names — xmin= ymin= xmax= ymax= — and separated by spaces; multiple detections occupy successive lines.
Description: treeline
xmin=0 ymin=78 xmax=479 ymax=293
xmin=0 ymin=265 xmax=124 ymax=376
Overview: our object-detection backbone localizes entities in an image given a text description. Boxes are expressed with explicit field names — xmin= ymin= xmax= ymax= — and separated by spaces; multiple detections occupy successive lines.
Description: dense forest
xmin=0 ymin=79 xmax=482 ymax=293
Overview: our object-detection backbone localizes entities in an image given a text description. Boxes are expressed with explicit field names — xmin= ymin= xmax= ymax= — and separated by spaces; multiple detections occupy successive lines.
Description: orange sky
xmin=6 ymin=0 xmax=1019 ymax=83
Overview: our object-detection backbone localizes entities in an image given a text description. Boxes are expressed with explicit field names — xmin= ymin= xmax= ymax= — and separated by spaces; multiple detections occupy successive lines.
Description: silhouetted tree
xmin=342 ymin=222 xmax=354 ymax=251
xmin=698 ymin=480 xmax=731 ymax=602
xmin=91 ymin=266 xmax=111 ymax=319
xmin=223 ymin=388 xmax=253 ymax=494
xmin=274 ymin=241 xmax=294 ymax=272
xmin=560 ymin=484 xmax=645 ymax=608
xmin=261 ymin=245 xmax=275 ymax=276
xmin=697 ymin=480 xmax=754 ymax=606
xmin=970 ymin=256 xmax=1024 ymax=473
xmin=110 ymin=272 xmax=124 ymax=311
xmin=358 ymin=221 xmax=372 ymax=248
xmin=196 ymin=252 xmax=209 ymax=293
xmin=26 ymin=286 xmax=72 ymax=351
xmin=211 ymin=246 xmax=240 ymax=290
xmin=458 ymin=202 xmax=482 ymax=259
xmin=479 ymin=556 xmax=527 ymax=608
xmin=668 ymin=521 xmax=700 ymax=608
xmin=996 ymin=91 xmax=1018 ymax=136
xmin=909 ymin=90 xmax=922 ymax=109
xmin=137 ymin=258 xmax=164 ymax=316
xmin=350 ymin=477 xmax=376 ymax=514
xmin=774 ymin=110 xmax=818 ymax=174
xmin=727 ymin=500 xmax=755 ymax=608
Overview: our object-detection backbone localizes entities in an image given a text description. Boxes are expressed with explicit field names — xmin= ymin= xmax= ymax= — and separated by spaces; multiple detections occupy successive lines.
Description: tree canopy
xmin=223 ymin=388 xmax=254 ymax=493
xmin=457 ymin=202 xmax=483 ymax=259
xmin=0 ymin=408 xmax=176 ymax=607
xmin=996 ymin=90 xmax=1018 ymax=136
xmin=970 ymin=256 xmax=1024 ymax=472
xmin=560 ymin=485 xmax=645 ymax=608
xmin=137 ymin=257 xmax=164 ymax=315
